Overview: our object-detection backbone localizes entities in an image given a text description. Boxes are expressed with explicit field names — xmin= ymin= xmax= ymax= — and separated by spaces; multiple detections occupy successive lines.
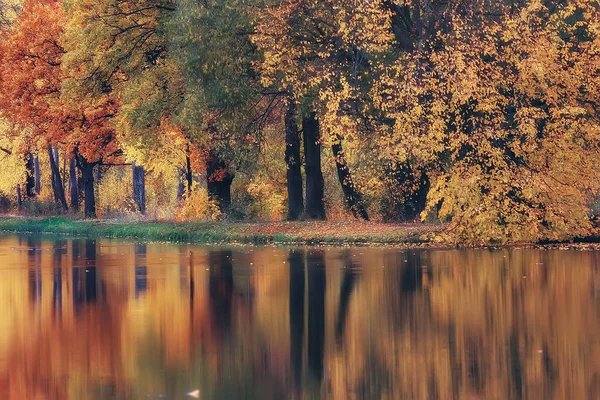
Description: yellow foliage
xmin=96 ymin=167 xmax=136 ymax=217
xmin=176 ymin=187 xmax=221 ymax=222
xmin=246 ymin=180 xmax=286 ymax=221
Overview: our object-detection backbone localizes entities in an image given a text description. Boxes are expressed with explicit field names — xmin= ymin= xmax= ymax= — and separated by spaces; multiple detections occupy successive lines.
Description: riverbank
xmin=0 ymin=216 xmax=442 ymax=246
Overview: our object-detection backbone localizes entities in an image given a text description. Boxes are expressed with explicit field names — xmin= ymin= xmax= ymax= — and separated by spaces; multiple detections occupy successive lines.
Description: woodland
xmin=0 ymin=0 xmax=599 ymax=244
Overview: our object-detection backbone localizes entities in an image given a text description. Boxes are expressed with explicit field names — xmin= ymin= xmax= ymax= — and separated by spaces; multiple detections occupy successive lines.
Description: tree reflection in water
xmin=0 ymin=235 xmax=599 ymax=399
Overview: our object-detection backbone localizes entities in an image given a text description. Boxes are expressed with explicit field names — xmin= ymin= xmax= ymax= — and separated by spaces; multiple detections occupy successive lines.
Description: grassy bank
xmin=0 ymin=216 xmax=441 ymax=246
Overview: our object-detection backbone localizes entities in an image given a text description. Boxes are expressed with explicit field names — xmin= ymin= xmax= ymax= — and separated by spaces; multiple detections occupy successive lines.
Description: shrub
xmin=246 ymin=180 xmax=286 ymax=221
xmin=176 ymin=187 xmax=222 ymax=221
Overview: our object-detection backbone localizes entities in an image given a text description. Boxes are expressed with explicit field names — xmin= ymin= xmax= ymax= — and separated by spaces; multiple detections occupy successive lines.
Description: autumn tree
xmin=167 ymin=0 xmax=272 ymax=212
xmin=0 ymin=0 xmax=70 ymax=211
xmin=62 ymin=0 xmax=269 ymax=214
xmin=253 ymin=0 xmax=399 ymax=220
xmin=0 ymin=0 xmax=120 ymax=217
xmin=0 ymin=0 xmax=21 ymax=28
xmin=378 ymin=0 xmax=600 ymax=243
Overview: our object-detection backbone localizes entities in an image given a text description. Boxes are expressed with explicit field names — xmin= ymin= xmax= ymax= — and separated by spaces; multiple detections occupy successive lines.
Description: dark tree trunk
xmin=332 ymin=138 xmax=369 ymax=220
xmin=384 ymin=162 xmax=430 ymax=222
xmin=33 ymin=155 xmax=41 ymax=195
xmin=288 ymin=249 xmax=305 ymax=392
xmin=208 ymin=251 xmax=234 ymax=336
xmin=62 ymin=156 xmax=67 ymax=193
xmin=285 ymin=100 xmax=304 ymax=220
xmin=206 ymin=152 xmax=234 ymax=212
xmin=25 ymin=153 xmax=35 ymax=198
xmin=335 ymin=254 xmax=360 ymax=344
xmin=132 ymin=161 xmax=146 ymax=215
xmin=186 ymin=145 xmax=193 ymax=197
xmin=16 ymin=185 xmax=22 ymax=210
xmin=307 ymin=250 xmax=326 ymax=382
xmin=69 ymin=157 xmax=79 ymax=211
xmin=177 ymin=170 xmax=186 ymax=201
xmin=303 ymin=113 xmax=326 ymax=220
xmin=47 ymin=145 xmax=68 ymax=212
xmin=80 ymin=158 xmax=96 ymax=218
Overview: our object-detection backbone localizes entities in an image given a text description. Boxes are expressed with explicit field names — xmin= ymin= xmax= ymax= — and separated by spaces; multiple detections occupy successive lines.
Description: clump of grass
xmin=0 ymin=217 xmax=440 ymax=246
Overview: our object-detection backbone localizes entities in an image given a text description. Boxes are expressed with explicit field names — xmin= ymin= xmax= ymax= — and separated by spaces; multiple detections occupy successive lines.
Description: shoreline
xmin=0 ymin=216 xmax=442 ymax=248
xmin=2 ymin=217 xmax=600 ymax=250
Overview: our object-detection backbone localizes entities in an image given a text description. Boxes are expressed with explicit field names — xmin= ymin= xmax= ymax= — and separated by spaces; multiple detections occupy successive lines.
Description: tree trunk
xmin=132 ymin=161 xmax=146 ymax=215
xmin=33 ymin=155 xmax=41 ymax=195
xmin=332 ymin=138 xmax=369 ymax=220
xmin=47 ymin=145 xmax=68 ymax=212
xmin=177 ymin=169 xmax=186 ymax=201
xmin=69 ymin=157 xmax=79 ymax=211
xmin=186 ymin=146 xmax=193 ymax=197
xmin=383 ymin=162 xmax=430 ymax=222
xmin=303 ymin=113 xmax=326 ymax=220
xmin=80 ymin=158 xmax=96 ymax=218
xmin=25 ymin=153 xmax=35 ymax=198
xmin=16 ymin=185 xmax=22 ymax=210
xmin=62 ymin=155 xmax=67 ymax=193
xmin=206 ymin=151 xmax=234 ymax=213
xmin=285 ymin=100 xmax=304 ymax=220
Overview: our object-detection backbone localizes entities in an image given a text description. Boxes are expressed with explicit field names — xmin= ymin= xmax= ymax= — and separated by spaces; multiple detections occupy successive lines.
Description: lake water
xmin=0 ymin=234 xmax=599 ymax=399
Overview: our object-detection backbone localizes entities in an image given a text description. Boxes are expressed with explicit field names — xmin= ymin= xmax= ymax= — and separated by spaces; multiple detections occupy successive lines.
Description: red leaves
xmin=0 ymin=0 xmax=120 ymax=163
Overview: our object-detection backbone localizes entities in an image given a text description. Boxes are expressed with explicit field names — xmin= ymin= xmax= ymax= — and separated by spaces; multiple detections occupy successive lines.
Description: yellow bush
xmin=247 ymin=180 xmax=286 ymax=221
xmin=176 ymin=187 xmax=222 ymax=221
xmin=97 ymin=166 xmax=136 ymax=217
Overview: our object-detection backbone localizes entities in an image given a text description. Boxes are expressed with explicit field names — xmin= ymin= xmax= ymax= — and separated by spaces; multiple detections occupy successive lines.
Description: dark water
xmin=1 ymin=235 xmax=600 ymax=399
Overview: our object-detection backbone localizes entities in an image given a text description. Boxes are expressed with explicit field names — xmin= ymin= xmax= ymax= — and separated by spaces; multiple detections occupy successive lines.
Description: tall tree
xmin=302 ymin=113 xmax=326 ymax=220
xmin=284 ymin=99 xmax=304 ymax=220
xmin=252 ymin=0 xmax=386 ymax=220
xmin=0 ymin=0 xmax=120 ymax=216
xmin=378 ymin=0 xmax=600 ymax=243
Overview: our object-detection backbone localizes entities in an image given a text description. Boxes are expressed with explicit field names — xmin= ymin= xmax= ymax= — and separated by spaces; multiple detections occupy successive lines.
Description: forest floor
xmin=0 ymin=216 xmax=444 ymax=247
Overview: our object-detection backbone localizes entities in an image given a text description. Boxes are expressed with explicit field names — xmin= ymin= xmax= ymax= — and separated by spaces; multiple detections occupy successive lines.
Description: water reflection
xmin=0 ymin=235 xmax=600 ymax=399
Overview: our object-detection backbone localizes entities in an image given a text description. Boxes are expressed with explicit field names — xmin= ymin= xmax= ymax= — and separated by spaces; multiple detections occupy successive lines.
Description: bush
xmin=176 ymin=187 xmax=222 ymax=221
xmin=246 ymin=180 xmax=286 ymax=221
xmin=0 ymin=194 xmax=12 ymax=213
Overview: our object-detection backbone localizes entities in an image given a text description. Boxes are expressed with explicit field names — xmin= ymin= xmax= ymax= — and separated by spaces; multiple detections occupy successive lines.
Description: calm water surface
xmin=1 ymin=234 xmax=600 ymax=399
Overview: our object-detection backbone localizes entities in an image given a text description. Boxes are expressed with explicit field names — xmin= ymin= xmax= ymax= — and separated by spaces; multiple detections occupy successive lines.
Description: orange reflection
xmin=0 ymin=236 xmax=599 ymax=399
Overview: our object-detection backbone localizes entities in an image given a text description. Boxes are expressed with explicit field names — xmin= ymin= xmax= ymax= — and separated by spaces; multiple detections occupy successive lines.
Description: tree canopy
xmin=0 ymin=0 xmax=598 ymax=244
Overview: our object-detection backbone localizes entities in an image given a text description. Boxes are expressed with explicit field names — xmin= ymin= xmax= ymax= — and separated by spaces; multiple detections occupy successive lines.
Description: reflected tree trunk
xmin=52 ymin=240 xmax=65 ymax=315
xmin=335 ymin=254 xmax=360 ymax=345
xmin=307 ymin=250 xmax=326 ymax=382
xmin=209 ymin=250 xmax=234 ymax=337
xmin=134 ymin=243 xmax=147 ymax=298
xmin=289 ymin=249 xmax=305 ymax=391
xmin=27 ymin=237 xmax=42 ymax=304
xmin=73 ymin=239 xmax=98 ymax=313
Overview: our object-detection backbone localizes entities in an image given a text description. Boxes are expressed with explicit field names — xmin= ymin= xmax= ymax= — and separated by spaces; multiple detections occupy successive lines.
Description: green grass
xmin=0 ymin=216 xmax=439 ymax=246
